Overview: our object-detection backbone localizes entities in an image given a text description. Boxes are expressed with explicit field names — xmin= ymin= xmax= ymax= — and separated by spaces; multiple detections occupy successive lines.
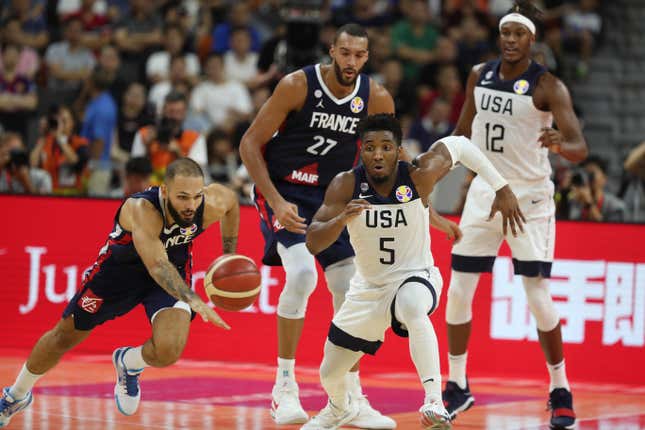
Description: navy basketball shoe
xmin=0 ymin=387 xmax=33 ymax=427
xmin=548 ymin=388 xmax=576 ymax=429
xmin=442 ymin=380 xmax=475 ymax=420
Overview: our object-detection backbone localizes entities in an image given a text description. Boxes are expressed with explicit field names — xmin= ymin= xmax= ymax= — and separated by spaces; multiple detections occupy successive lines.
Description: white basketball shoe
xmin=419 ymin=399 xmax=452 ymax=430
xmin=301 ymin=398 xmax=359 ymax=430
xmin=348 ymin=394 xmax=396 ymax=429
xmin=271 ymin=380 xmax=309 ymax=425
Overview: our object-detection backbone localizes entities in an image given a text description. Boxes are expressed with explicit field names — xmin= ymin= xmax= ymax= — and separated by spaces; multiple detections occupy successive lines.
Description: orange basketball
xmin=204 ymin=254 xmax=262 ymax=311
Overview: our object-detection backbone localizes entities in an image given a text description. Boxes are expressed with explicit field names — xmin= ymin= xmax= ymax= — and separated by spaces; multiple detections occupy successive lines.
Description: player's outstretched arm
xmin=207 ymin=183 xmax=240 ymax=254
xmin=306 ymin=171 xmax=366 ymax=255
xmin=538 ymin=74 xmax=588 ymax=163
xmin=429 ymin=205 xmax=462 ymax=243
xmin=415 ymin=136 xmax=525 ymax=236
xmin=127 ymin=199 xmax=231 ymax=330
xmin=239 ymin=72 xmax=308 ymax=234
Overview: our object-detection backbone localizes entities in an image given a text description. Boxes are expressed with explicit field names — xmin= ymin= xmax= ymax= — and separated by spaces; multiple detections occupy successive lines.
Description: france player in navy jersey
xmin=435 ymin=2 xmax=587 ymax=428
xmin=0 ymin=159 xmax=239 ymax=426
xmin=240 ymin=23 xmax=395 ymax=427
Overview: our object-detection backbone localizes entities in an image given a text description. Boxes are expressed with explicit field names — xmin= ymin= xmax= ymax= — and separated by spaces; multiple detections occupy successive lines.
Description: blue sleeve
xmin=90 ymin=103 xmax=117 ymax=143
xmin=212 ymin=25 xmax=229 ymax=53
xmin=251 ymin=28 xmax=261 ymax=52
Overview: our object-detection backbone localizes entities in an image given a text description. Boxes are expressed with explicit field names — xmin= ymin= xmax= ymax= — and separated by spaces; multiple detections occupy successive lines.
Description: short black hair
xmin=125 ymin=156 xmax=152 ymax=177
xmin=333 ymin=23 xmax=368 ymax=45
xmin=164 ymin=90 xmax=187 ymax=106
xmin=357 ymin=114 xmax=402 ymax=146
xmin=165 ymin=157 xmax=204 ymax=182
xmin=506 ymin=1 xmax=543 ymax=25
xmin=581 ymin=154 xmax=608 ymax=174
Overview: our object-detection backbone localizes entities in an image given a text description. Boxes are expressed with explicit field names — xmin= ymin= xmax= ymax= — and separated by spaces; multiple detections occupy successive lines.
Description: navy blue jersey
xmin=263 ymin=63 xmax=371 ymax=188
xmin=84 ymin=187 xmax=206 ymax=286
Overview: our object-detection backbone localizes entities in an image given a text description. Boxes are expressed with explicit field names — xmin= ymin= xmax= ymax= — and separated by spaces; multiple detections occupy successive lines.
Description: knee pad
xmin=276 ymin=243 xmax=318 ymax=319
xmin=445 ymin=271 xmax=480 ymax=325
xmin=324 ymin=257 xmax=355 ymax=314
xmin=522 ymin=277 xmax=560 ymax=332
xmin=394 ymin=282 xmax=434 ymax=327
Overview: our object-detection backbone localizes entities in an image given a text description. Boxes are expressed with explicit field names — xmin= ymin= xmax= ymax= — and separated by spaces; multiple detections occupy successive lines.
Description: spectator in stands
xmin=0 ymin=131 xmax=52 ymax=194
xmin=0 ymin=42 xmax=37 ymax=138
xmin=30 ymin=105 xmax=89 ymax=195
xmin=113 ymin=0 xmax=163 ymax=82
xmin=149 ymin=55 xmax=192 ymax=115
xmin=0 ymin=32 xmax=39 ymax=79
xmin=211 ymin=1 xmax=261 ymax=54
xmin=111 ymin=82 xmax=154 ymax=165
xmin=206 ymin=128 xmax=238 ymax=185
xmin=378 ymin=57 xmax=417 ymax=117
xmin=44 ymin=16 xmax=96 ymax=106
xmin=562 ymin=0 xmax=601 ymax=78
xmin=188 ymin=54 xmax=252 ymax=135
xmin=223 ymin=27 xmax=259 ymax=88
xmin=418 ymin=64 xmax=465 ymax=126
xmin=132 ymin=91 xmax=207 ymax=184
xmin=63 ymin=0 xmax=111 ymax=50
xmin=1 ymin=0 xmax=49 ymax=50
xmin=568 ymin=155 xmax=626 ymax=222
xmin=391 ymin=0 xmax=440 ymax=81
xmin=111 ymin=156 xmax=152 ymax=198
xmin=81 ymin=67 xmax=117 ymax=196
xmin=407 ymin=97 xmax=454 ymax=152
xmin=622 ymin=141 xmax=645 ymax=223
xmin=146 ymin=24 xmax=200 ymax=85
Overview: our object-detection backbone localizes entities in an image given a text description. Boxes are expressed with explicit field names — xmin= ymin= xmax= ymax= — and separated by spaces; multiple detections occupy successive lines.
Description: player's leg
xmin=273 ymin=241 xmax=317 ymax=424
xmin=393 ymin=275 xmax=451 ymax=429
xmin=302 ymin=340 xmax=363 ymax=430
xmin=508 ymin=203 xmax=575 ymax=430
xmin=319 ymin=237 xmax=394 ymax=429
xmin=444 ymin=177 xmax=503 ymax=418
xmin=0 ymin=316 xmax=91 ymax=426
xmin=253 ymin=186 xmax=317 ymax=424
xmin=112 ymin=289 xmax=192 ymax=416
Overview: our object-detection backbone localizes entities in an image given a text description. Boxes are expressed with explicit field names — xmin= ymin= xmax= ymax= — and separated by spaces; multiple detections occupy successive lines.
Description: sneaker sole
xmin=421 ymin=414 xmax=452 ymax=430
xmin=448 ymin=395 xmax=474 ymax=420
xmin=270 ymin=406 xmax=308 ymax=425
xmin=550 ymin=422 xmax=577 ymax=430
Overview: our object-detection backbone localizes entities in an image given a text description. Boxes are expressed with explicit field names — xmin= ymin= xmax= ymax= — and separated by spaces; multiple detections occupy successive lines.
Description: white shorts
xmin=452 ymin=175 xmax=555 ymax=278
xmin=329 ymin=267 xmax=443 ymax=355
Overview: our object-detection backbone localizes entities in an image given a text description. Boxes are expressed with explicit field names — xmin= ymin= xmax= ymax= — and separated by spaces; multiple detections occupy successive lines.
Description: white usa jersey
xmin=347 ymin=162 xmax=434 ymax=286
xmin=472 ymin=60 xmax=553 ymax=181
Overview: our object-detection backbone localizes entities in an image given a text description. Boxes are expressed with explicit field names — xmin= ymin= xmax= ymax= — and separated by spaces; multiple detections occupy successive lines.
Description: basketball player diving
xmin=0 ymin=158 xmax=238 ymax=426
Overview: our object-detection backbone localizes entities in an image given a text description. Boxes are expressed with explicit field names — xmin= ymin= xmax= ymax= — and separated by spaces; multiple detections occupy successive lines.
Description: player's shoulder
xmin=277 ymin=69 xmax=308 ymax=93
xmin=120 ymin=195 xmax=162 ymax=231
xmin=204 ymin=183 xmax=236 ymax=205
xmin=327 ymin=169 xmax=356 ymax=196
xmin=536 ymin=71 xmax=567 ymax=92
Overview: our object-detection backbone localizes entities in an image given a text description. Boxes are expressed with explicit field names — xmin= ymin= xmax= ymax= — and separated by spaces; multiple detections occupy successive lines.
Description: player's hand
xmin=539 ymin=127 xmax=562 ymax=154
xmin=433 ymin=215 xmax=463 ymax=243
xmin=189 ymin=298 xmax=231 ymax=330
xmin=273 ymin=198 xmax=307 ymax=234
xmin=338 ymin=199 xmax=371 ymax=224
xmin=488 ymin=185 xmax=526 ymax=237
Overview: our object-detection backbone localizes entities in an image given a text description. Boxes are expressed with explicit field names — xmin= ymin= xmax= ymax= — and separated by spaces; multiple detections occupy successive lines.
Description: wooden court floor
xmin=0 ymin=350 xmax=643 ymax=430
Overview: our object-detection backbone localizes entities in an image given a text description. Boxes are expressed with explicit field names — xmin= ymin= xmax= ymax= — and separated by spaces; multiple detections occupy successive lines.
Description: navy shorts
xmin=253 ymin=182 xmax=354 ymax=269
xmin=63 ymin=263 xmax=195 ymax=331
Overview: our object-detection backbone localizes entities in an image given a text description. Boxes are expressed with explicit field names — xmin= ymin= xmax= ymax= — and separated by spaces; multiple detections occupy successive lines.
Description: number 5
xmin=379 ymin=237 xmax=395 ymax=265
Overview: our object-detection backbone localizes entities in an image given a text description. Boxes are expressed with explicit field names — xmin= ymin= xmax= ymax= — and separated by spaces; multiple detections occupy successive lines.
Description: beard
xmin=166 ymin=199 xmax=196 ymax=228
xmin=333 ymin=61 xmax=359 ymax=87
xmin=370 ymin=174 xmax=390 ymax=184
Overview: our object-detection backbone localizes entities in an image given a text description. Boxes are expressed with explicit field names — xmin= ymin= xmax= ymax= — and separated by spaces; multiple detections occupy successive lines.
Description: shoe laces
xmin=0 ymin=390 xmax=24 ymax=416
xmin=117 ymin=365 xmax=141 ymax=397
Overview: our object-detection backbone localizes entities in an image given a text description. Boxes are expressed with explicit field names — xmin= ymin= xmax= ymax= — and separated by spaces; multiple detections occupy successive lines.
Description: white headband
xmin=499 ymin=13 xmax=536 ymax=35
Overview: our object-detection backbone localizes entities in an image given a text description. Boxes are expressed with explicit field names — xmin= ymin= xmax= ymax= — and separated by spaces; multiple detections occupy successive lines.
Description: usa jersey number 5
xmin=380 ymin=237 xmax=395 ymax=265
xmin=307 ymin=135 xmax=337 ymax=156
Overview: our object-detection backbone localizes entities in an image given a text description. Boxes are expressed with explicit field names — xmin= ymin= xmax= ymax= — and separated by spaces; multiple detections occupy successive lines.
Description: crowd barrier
xmin=1 ymin=195 xmax=643 ymax=384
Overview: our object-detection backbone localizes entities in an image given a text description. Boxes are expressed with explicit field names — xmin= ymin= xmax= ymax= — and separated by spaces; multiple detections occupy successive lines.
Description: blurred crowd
xmin=0 ymin=0 xmax=641 ymax=222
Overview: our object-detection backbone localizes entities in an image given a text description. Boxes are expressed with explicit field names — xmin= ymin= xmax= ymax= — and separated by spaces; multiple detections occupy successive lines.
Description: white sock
xmin=122 ymin=347 xmax=149 ymax=373
xmin=10 ymin=364 xmax=43 ymax=399
xmin=346 ymin=371 xmax=362 ymax=398
xmin=277 ymin=357 xmax=296 ymax=385
xmin=448 ymin=353 xmax=468 ymax=389
xmin=547 ymin=360 xmax=570 ymax=392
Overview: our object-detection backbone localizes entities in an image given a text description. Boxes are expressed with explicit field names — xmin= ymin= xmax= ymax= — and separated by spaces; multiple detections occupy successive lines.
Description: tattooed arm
xmin=206 ymin=183 xmax=240 ymax=254
xmin=126 ymin=198 xmax=230 ymax=329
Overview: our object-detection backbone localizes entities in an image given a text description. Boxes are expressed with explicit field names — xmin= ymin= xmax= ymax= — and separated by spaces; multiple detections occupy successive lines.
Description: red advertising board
xmin=1 ymin=195 xmax=643 ymax=384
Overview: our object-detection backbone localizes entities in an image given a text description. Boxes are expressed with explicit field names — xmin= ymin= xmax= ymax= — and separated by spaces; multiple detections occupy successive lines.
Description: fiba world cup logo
xmin=395 ymin=185 xmax=412 ymax=203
